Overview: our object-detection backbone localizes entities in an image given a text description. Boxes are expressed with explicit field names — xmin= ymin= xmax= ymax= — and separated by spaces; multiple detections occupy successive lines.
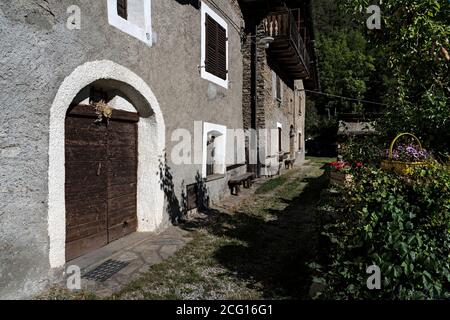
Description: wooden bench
xmin=284 ymin=158 xmax=296 ymax=169
xmin=228 ymin=173 xmax=255 ymax=196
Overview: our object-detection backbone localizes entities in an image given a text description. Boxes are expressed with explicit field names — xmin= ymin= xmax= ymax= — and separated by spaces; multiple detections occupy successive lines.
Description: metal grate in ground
xmin=83 ymin=259 xmax=129 ymax=282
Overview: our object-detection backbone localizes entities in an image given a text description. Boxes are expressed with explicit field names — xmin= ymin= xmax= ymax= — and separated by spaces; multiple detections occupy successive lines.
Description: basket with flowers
xmin=381 ymin=133 xmax=430 ymax=175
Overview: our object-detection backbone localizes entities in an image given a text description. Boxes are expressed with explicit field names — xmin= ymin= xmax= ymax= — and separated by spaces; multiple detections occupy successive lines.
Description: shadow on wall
xmin=174 ymin=0 xmax=200 ymax=9
xmin=158 ymin=156 xmax=211 ymax=225
xmin=159 ymin=155 xmax=184 ymax=224
xmin=195 ymin=171 xmax=210 ymax=212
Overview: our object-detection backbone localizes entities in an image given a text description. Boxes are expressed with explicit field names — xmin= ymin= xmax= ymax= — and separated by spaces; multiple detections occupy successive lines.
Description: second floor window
xmin=107 ymin=0 xmax=152 ymax=46
xmin=272 ymin=71 xmax=283 ymax=102
xmin=201 ymin=2 xmax=229 ymax=89
xmin=276 ymin=75 xmax=282 ymax=101
xmin=205 ymin=14 xmax=227 ymax=81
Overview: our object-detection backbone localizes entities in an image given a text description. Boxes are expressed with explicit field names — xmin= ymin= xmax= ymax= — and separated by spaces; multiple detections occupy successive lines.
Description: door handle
xmin=96 ymin=163 xmax=102 ymax=176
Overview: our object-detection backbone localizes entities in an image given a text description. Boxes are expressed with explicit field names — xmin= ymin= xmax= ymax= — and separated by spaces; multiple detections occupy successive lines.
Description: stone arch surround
xmin=48 ymin=60 xmax=166 ymax=268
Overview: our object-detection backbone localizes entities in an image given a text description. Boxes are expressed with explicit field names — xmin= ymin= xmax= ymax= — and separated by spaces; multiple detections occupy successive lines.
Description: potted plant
xmin=381 ymin=133 xmax=430 ymax=175
xmin=326 ymin=161 xmax=356 ymax=186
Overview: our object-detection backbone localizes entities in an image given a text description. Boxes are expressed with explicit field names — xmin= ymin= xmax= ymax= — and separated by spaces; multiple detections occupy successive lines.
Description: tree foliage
xmin=316 ymin=28 xmax=377 ymax=114
xmin=307 ymin=0 xmax=385 ymax=140
xmin=341 ymin=0 xmax=450 ymax=158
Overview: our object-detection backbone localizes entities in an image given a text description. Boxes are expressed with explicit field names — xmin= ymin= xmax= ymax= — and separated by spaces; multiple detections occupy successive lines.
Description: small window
xmin=201 ymin=2 xmax=229 ymax=88
xmin=117 ymin=0 xmax=128 ymax=20
xmin=272 ymin=71 xmax=282 ymax=102
xmin=107 ymin=0 xmax=152 ymax=46
xmin=276 ymin=76 xmax=282 ymax=101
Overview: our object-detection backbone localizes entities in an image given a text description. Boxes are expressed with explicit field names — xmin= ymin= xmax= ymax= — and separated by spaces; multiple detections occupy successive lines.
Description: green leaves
xmin=316 ymin=28 xmax=378 ymax=114
xmin=342 ymin=0 xmax=450 ymax=158
xmin=316 ymin=165 xmax=450 ymax=299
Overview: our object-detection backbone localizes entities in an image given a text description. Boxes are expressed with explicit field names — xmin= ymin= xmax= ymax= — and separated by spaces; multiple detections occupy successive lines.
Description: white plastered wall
xmin=48 ymin=60 xmax=165 ymax=268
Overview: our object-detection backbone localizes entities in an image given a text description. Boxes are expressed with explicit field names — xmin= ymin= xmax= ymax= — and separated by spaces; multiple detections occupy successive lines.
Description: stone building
xmin=240 ymin=0 xmax=318 ymax=176
xmin=0 ymin=0 xmax=317 ymax=299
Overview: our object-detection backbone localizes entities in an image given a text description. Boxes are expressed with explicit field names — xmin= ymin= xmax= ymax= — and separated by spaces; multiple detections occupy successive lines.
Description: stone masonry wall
xmin=241 ymin=21 xmax=306 ymax=173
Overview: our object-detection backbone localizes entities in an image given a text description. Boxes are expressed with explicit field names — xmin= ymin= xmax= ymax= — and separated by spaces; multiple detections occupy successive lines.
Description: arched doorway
xmin=48 ymin=61 xmax=165 ymax=268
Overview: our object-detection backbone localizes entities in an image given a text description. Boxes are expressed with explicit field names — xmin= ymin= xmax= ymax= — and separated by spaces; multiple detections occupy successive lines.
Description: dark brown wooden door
xmin=65 ymin=105 xmax=139 ymax=261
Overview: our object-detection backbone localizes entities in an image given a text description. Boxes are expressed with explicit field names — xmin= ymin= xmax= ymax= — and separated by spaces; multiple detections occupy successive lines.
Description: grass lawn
xmin=39 ymin=159 xmax=329 ymax=300
xmin=255 ymin=175 xmax=289 ymax=194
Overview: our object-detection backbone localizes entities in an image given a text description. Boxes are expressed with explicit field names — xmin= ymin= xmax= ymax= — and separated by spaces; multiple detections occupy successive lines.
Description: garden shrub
xmin=314 ymin=163 xmax=450 ymax=299
xmin=340 ymin=135 xmax=384 ymax=166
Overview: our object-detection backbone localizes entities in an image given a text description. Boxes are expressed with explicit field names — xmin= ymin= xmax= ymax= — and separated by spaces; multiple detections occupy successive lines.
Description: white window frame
xmin=107 ymin=0 xmax=153 ymax=46
xmin=200 ymin=1 xmax=229 ymax=89
xmin=202 ymin=122 xmax=227 ymax=178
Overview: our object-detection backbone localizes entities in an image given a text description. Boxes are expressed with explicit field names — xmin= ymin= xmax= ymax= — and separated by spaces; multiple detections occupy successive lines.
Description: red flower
xmin=356 ymin=162 xmax=363 ymax=168
xmin=328 ymin=161 xmax=347 ymax=171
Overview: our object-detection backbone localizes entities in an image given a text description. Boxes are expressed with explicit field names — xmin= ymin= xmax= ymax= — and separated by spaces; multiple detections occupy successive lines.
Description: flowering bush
xmin=326 ymin=161 xmax=364 ymax=172
xmin=386 ymin=144 xmax=431 ymax=162
xmin=327 ymin=161 xmax=348 ymax=172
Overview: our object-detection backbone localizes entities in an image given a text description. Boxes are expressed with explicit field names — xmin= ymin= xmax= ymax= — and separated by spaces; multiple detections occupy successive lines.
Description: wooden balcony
xmin=263 ymin=10 xmax=311 ymax=79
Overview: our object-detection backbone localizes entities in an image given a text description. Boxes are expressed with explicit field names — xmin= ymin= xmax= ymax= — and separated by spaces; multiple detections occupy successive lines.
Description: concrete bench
xmin=228 ymin=173 xmax=255 ymax=196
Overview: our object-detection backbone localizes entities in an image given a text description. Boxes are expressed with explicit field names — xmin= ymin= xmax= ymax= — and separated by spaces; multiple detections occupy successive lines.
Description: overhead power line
xmin=300 ymin=89 xmax=387 ymax=106
xmin=206 ymin=0 xmax=242 ymax=34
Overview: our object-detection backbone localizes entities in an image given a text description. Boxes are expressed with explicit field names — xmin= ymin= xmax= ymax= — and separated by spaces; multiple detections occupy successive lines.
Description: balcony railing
xmin=263 ymin=9 xmax=311 ymax=79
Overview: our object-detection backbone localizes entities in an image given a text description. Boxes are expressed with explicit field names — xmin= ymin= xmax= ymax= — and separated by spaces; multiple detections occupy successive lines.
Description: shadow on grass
xmin=181 ymin=172 xmax=329 ymax=299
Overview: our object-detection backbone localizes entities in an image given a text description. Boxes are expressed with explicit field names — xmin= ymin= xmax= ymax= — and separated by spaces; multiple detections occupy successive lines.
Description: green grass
xmin=254 ymin=175 xmax=288 ymax=194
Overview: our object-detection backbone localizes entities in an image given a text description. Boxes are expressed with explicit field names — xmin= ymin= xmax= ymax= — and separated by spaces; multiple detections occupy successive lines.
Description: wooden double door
xmin=65 ymin=105 xmax=139 ymax=261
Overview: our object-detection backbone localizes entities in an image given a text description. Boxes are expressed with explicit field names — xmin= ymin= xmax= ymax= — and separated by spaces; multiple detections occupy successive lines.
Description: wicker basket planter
xmin=381 ymin=133 xmax=427 ymax=175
